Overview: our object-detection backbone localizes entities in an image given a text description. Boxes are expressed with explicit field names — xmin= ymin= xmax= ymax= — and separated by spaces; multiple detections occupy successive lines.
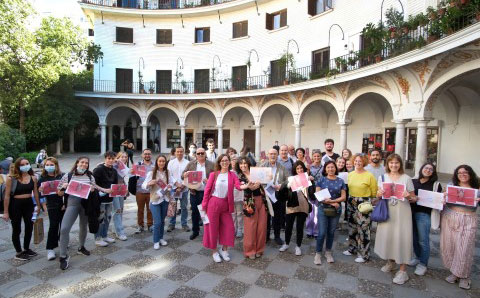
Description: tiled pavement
xmin=0 ymin=153 xmax=479 ymax=298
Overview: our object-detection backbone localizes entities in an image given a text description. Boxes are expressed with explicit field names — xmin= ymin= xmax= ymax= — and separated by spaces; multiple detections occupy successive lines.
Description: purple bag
xmin=371 ymin=198 xmax=389 ymax=222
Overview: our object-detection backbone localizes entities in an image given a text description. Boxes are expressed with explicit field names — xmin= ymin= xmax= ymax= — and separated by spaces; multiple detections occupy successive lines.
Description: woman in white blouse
xmin=142 ymin=155 xmax=173 ymax=250
xmin=201 ymin=154 xmax=248 ymax=263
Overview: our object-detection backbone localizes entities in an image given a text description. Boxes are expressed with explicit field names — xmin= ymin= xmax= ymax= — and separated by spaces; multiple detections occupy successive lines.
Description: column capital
xmin=337 ymin=120 xmax=351 ymax=126
xmin=179 ymin=124 xmax=186 ymax=129
xmin=412 ymin=118 xmax=433 ymax=124
xmin=253 ymin=125 xmax=263 ymax=129
xmin=392 ymin=119 xmax=410 ymax=125
xmin=293 ymin=123 xmax=303 ymax=129
xmin=99 ymin=122 xmax=107 ymax=127
xmin=140 ymin=124 xmax=149 ymax=128
xmin=216 ymin=124 xmax=223 ymax=129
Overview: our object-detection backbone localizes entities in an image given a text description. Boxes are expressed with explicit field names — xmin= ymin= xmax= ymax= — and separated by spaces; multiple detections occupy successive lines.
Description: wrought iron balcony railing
xmin=79 ymin=0 xmax=236 ymax=10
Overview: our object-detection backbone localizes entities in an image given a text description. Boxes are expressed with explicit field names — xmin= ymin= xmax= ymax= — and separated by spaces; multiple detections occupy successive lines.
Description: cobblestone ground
xmin=0 ymin=153 xmax=479 ymax=298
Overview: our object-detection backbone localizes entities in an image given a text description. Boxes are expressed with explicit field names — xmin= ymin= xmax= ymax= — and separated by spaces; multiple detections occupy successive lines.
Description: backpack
xmin=128 ymin=162 xmax=141 ymax=195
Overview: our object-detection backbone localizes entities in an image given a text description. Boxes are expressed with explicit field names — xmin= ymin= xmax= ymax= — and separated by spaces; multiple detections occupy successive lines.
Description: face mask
xmin=45 ymin=165 xmax=56 ymax=173
xmin=77 ymin=167 xmax=86 ymax=174
xmin=19 ymin=165 xmax=31 ymax=172
xmin=190 ymin=148 xmax=196 ymax=154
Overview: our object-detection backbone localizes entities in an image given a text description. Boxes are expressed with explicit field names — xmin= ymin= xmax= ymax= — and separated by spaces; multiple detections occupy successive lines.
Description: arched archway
xmin=222 ymin=106 xmax=256 ymax=153
xmin=149 ymin=107 xmax=180 ymax=153
xmin=74 ymin=106 xmax=101 ymax=153
xmin=299 ymin=100 xmax=339 ymax=151
xmin=106 ymin=106 xmax=142 ymax=152
xmin=260 ymin=104 xmax=295 ymax=148
xmin=185 ymin=107 xmax=219 ymax=149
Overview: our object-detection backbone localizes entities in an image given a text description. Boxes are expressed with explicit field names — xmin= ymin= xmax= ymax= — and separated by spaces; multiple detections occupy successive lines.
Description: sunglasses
xmin=196 ymin=152 xmax=205 ymax=155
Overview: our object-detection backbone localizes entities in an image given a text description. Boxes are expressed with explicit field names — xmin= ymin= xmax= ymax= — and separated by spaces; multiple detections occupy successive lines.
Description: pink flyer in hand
xmin=110 ymin=184 xmax=128 ymax=197
xmin=66 ymin=181 xmax=91 ymax=199
xmin=382 ymin=182 xmax=406 ymax=200
xmin=133 ymin=164 xmax=147 ymax=178
xmin=188 ymin=171 xmax=203 ymax=184
xmin=446 ymin=185 xmax=477 ymax=207
xmin=41 ymin=180 xmax=61 ymax=196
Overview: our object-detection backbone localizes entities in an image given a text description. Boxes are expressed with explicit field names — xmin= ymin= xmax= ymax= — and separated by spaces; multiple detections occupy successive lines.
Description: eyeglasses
xmin=220 ymin=160 xmax=229 ymax=163
xmin=458 ymin=171 xmax=469 ymax=176
xmin=196 ymin=152 xmax=205 ymax=155
xmin=423 ymin=167 xmax=434 ymax=172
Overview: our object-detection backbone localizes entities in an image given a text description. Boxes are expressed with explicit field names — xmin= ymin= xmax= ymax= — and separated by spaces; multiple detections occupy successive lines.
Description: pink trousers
xmin=203 ymin=196 xmax=235 ymax=250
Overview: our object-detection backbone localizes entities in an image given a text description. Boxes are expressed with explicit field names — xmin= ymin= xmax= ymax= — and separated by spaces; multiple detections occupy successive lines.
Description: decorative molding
xmin=392 ymin=71 xmax=410 ymax=100
xmin=411 ymin=60 xmax=432 ymax=87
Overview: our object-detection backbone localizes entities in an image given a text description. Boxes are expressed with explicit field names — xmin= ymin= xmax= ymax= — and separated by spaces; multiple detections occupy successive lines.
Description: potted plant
xmin=427 ymin=20 xmax=442 ymax=42
xmin=148 ymin=81 xmax=155 ymax=94
xmin=416 ymin=12 xmax=429 ymax=26
xmin=180 ymin=80 xmax=187 ymax=93
xmin=347 ymin=54 xmax=358 ymax=66
xmin=427 ymin=6 xmax=437 ymax=20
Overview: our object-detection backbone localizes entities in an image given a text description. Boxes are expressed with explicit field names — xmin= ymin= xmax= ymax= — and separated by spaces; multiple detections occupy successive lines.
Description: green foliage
xmin=18 ymin=152 xmax=37 ymax=164
xmin=0 ymin=124 xmax=26 ymax=160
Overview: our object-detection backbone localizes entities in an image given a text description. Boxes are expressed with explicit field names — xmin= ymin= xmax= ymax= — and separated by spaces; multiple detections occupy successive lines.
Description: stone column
xmin=69 ymin=130 xmax=75 ymax=153
xmin=254 ymin=125 xmax=261 ymax=160
xmin=180 ymin=125 xmax=186 ymax=149
xmin=100 ymin=124 xmax=107 ymax=155
xmin=56 ymin=139 xmax=62 ymax=156
xmin=132 ymin=127 xmax=137 ymax=149
xmin=414 ymin=119 xmax=430 ymax=174
xmin=119 ymin=125 xmax=125 ymax=152
xmin=294 ymin=124 xmax=301 ymax=149
xmin=394 ymin=120 xmax=408 ymax=160
xmin=217 ymin=125 xmax=223 ymax=154
xmin=141 ymin=124 xmax=148 ymax=151
xmin=338 ymin=121 xmax=350 ymax=150
xmin=108 ymin=125 xmax=113 ymax=151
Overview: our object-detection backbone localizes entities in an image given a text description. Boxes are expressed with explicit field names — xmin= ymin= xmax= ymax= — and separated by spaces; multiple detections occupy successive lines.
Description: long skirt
xmin=243 ymin=196 xmax=267 ymax=257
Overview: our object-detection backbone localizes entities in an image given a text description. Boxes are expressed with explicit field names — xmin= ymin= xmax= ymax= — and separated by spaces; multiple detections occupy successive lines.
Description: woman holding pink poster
xmin=441 ymin=165 xmax=479 ymax=290
xmin=374 ymin=154 xmax=416 ymax=285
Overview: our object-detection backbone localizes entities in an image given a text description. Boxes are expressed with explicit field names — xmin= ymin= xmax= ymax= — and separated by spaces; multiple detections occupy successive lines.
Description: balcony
xmin=75 ymin=8 xmax=480 ymax=95
xmin=79 ymin=0 xmax=236 ymax=10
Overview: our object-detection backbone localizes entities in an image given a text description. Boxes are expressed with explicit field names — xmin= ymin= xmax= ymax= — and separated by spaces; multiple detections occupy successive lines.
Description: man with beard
xmin=365 ymin=149 xmax=385 ymax=180
xmin=321 ymin=139 xmax=340 ymax=165
xmin=134 ymin=149 xmax=155 ymax=233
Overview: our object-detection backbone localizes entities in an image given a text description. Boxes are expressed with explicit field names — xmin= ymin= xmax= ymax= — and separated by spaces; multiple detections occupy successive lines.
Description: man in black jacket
xmin=92 ymin=151 xmax=118 ymax=247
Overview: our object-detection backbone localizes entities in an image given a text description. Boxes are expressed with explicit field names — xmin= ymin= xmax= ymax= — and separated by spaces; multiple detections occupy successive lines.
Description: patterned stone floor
xmin=0 ymin=153 xmax=479 ymax=298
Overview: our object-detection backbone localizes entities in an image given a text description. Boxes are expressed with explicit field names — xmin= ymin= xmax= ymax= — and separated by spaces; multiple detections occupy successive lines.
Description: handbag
xmin=167 ymin=199 xmax=177 ymax=217
xmin=371 ymin=199 xmax=389 ymax=222
xmin=33 ymin=217 xmax=44 ymax=244
xmin=358 ymin=202 xmax=373 ymax=214
xmin=323 ymin=205 xmax=337 ymax=217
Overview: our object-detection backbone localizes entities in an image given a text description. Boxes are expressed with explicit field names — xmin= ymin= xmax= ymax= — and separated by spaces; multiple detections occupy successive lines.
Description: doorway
xmin=243 ymin=130 xmax=255 ymax=153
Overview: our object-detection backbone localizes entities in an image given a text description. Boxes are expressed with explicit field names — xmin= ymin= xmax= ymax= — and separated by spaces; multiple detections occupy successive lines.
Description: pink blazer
xmin=202 ymin=171 xmax=241 ymax=213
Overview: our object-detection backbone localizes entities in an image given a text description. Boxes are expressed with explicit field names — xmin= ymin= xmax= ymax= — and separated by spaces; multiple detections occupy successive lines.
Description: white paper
xmin=250 ymin=167 xmax=273 ymax=184
xmin=156 ymin=185 xmax=168 ymax=197
xmin=417 ymin=189 xmax=444 ymax=210
xmin=338 ymin=172 xmax=348 ymax=184
xmin=314 ymin=189 xmax=331 ymax=202
xmin=197 ymin=204 xmax=209 ymax=224
xmin=265 ymin=183 xmax=277 ymax=203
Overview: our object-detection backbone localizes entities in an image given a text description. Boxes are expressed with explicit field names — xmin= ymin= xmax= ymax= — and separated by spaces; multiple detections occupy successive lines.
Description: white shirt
xmin=167 ymin=158 xmax=189 ymax=186
xmin=212 ymin=172 xmax=229 ymax=198
xmin=206 ymin=151 xmax=217 ymax=162
xmin=196 ymin=162 xmax=207 ymax=191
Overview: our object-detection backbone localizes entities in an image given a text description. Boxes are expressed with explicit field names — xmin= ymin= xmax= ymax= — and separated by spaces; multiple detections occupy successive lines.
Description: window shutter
xmin=280 ymin=10 xmax=287 ymax=27
xmin=266 ymin=13 xmax=273 ymax=30
xmin=243 ymin=21 xmax=248 ymax=36
xmin=233 ymin=23 xmax=238 ymax=38
xmin=323 ymin=49 xmax=330 ymax=69
xmin=166 ymin=29 xmax=172 ymax=44
xmin=156 ymin=30 xmax=161 ymax=44
xmin=308 ymin=0 xmax=316 ymax=16
xmin=126 ymin=28 xmax=133 ymax=43
xmin=116 ymin=27 xmax=120 ymax=41
xmin=204 ymin=28 xmax=210 ymax=42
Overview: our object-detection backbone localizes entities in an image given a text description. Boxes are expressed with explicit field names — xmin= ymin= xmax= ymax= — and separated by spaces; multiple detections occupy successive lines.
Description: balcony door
xmin=232 ymin=65 xmax=247 ymax=91
xmin=116 ymin=68 xmax=133 ymax=93
xmin=270 ymin=60 xmax=285 ymax=87
xmin=156 ymin=70 xmax=172 ymax=94
xmin=194 ymin=69 xmax=209 ymax=93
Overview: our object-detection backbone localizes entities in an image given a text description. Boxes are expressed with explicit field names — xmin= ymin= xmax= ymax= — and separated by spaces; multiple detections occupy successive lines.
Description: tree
xmin=0 ymin=0 xmax=102 ymax=132
xmin=0 ymin=124 xmax=26 ymax=160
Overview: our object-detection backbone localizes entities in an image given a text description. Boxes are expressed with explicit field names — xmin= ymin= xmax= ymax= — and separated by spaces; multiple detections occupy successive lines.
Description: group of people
xmin=1 ymin=138 xmax=478 ymax=290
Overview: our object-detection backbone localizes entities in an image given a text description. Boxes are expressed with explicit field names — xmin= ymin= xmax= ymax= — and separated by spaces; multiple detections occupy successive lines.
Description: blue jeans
xmin=112 ymin=197 xmax=125 ymax=237
xmin=412 ymin=211 xmax=431 ymax=266
xmin=169 ymin=191 xmax=189 ymax=227
xmin=150 ymin=200 xmax=168 ymax=243
xmin=316 ymin=204 xmax=341 ymax=253
xmin=95 ymin=202 xmax=112 ymax=239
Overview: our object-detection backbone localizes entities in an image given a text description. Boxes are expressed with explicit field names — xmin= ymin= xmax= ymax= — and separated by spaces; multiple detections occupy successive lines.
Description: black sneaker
xmin=77 ymin=246 xmax=91 ymax=256
xmin=59 ymin=255 xmax=70 ymax=270
xmin=274 ymin=238 xmax=284 ymax=245
xmin=189 ymin=232 xmax=199 ymax=240
xmin=24 ymin=249 xmax=38 ymax=257
xmin=14 ymin=252 xmax=29 ymax=261
xmin=167 ymin=225 xmax=175 ymax=232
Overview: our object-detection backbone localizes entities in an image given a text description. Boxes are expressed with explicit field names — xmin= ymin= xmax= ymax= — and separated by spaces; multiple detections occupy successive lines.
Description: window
xmin=194 ymin=69 xmax=210 ymax=93
xmin=116 ymin=68 xmax=133 ymax=93
xmin=308 ymin=0 xmax=333 ymax=16
xmin=156 ymin=29 xmax=172 ymax=44
xmin=156 ymin=70 xmax=172 ymax=94
xmin=116 ymin=27 xmax=133 ymax=43
xmin=312 ymin=47 xmax=330 ymax=74
xmin=88 ymin=29 xmax=94 ymax=36
xmin=232 ymin=65 xmax=247 ymax=91
xmin=195 ymin=27 xmax=210 ymax=43
xmin=167 ymin=129 xmax=181 ymax=148
xmin=232 ymin=21 xmax=248 ymax=38
xmin=266 ymin=10 xmax=287 ymax=30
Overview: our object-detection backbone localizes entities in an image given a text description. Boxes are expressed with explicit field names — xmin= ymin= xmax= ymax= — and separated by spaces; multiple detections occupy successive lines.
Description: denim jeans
xmin=112 ymin=197 xmax=125 ymax=237
xmin=169 ymin=191 xmax=189 ymax=227
xmin=316 ymin=204 xmax=341 ymax=253
xmin=150 ymin=200 xmax=169 ymax=243
xmin=412 ymin=211 xmax=431 ymax=266
xmin=190 ymin=191 xmax=204 ymax=234
xmin=95 ymin=203 xmax=112 ymax=239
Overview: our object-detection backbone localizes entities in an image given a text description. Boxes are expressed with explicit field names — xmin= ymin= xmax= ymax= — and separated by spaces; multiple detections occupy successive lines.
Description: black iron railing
xmin=79 ymin=0 xmax=236 ymax=9
xmin=75 ymin=10 xmax=479 ymax=94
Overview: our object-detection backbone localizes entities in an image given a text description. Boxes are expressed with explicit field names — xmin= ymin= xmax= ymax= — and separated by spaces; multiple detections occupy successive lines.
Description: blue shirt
xmin=277 ymin=157 xmax=294 ymax=176
xmin=316 ymin=176 xmax=346 ymax=200
xmin=310 ymin=164 xmax=323 ymax=184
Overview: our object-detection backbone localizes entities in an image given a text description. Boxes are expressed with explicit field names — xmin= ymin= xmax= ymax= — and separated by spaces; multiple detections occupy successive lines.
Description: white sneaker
xmin=343 ymin=250 xmax=353 ymax=256
xmin=408 ymin=258 xmax=420 ymax=267
xmin=47 ymin=250 xmax=56 ymax=261
xmin=103 ymin=237 xmax=116 ymax=243
xmin=354 ymin=256 xmax=366 ymax=263
xmin=414 ymin=264 xmax=427 ymax=276
xmin=117 ymin=234 xmax=128 ymax=241
xmin=279 ymin=244 xmax=289 ymax=252
xmin=314 ymin=253 xmax=322 ymax=265
xmin=95 ymin=239 xmax=109 ymax=247
xmin=393 ymin=270 xmax=409 ymax=285
xmin=381 ymin=261 xmax=396 ymax=272
xmin=159 ymin=239 xmax=168 ymax=246
xmin=295 ymin=246 xmax=302 ymax=256
xmin=212 ymin=252 xmax=222 ymax=263
xmin=218 ymin=249 xmax=230 ymax=262
xmin=153 ymin=242 xmax=160 ymax=250
xmin=325 ymin=251 xmax=334 ymax=263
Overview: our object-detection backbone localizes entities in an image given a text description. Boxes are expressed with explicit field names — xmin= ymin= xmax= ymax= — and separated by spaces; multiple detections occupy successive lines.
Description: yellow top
xmin=347 ymin=171 xmax=378 ymax=198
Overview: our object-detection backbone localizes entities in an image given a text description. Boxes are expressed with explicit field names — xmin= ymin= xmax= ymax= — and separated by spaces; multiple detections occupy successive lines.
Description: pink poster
xmin=66 ymin=181 xmax=91 ymax=199
xmin=132 ymin=164 xmax=147 ymax=178
xmin=290 ymin=173 xmax=311 ymax=191
xmin=260 ymin=151 xmax=267 ymax=160
xmin=40 ymin=180 xmax=61 ymax=196
xmin=446 ymin=185 xmax=477 ymax=207
xmin=110 ymin=184 xmax=128 ymax=197
xmin=382 ymin=182 xmax=406 ymax=200
xmin=305 ymin=147 xmax=312 ymax=165
xmin=188 ymin=171 xmax=203 ymax=184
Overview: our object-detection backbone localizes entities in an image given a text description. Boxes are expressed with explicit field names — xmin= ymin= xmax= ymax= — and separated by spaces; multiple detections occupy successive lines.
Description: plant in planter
xmin=416 ymin=12 xmax=429 ymax=26
xmin=334 ymin=57 xmax=347 ymax=71
xmin=347 ymin=53 xmax=358 ymax=66
xmin=180 ymin=80 xmax=187 ymax=93
xmin=427 ymin=19 xmax=442 ymax=42
xmin=361 ymin=22 xmax=385 ymax=62
xmin=148 ymin=81 xmax=155 ymax=94
xmin=427 ymin=6 xmax=437 ymax=20
xmin=278 ymin=52 xmax=295 ymax=84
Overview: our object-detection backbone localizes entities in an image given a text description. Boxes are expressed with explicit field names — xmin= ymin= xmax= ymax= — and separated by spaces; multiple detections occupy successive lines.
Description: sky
xmin=30 ymin=0 xmax=86 ymax=27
